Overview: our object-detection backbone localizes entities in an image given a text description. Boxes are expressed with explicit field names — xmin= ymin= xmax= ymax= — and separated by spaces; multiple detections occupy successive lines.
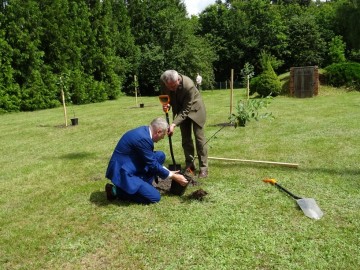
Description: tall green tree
xmin=127 ymin=0 xmax=215 ymax=94
xmin=40 ymin=0 xmax=95 ymax=105
xmin=199 ymin=0 xmax=288 ymax=80
xmin=2 ymin=0 xmax=59 ymax=111
xmin=336 ymin=0 xmax=360 ymax=50
xmin=287 ymin=13 xmax=326 ymax=66
xmin=111 ymin=0 xmax=139 ymax=95
xmin=0 ymin=35 xmax=21 ymax=112
xmin=198 ymin=2 xmax=236 ymax=82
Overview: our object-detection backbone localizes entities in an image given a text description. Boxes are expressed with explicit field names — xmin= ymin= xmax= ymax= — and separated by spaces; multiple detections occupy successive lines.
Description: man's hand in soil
xmin=171 ymin=172 xmax=188 ymax=186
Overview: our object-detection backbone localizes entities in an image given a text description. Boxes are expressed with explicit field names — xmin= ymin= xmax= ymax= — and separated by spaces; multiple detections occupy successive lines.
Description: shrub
xmin=250 ymin=68 xmax=282 ymax=97
xmin=250 ymin=59 xmax=282 ymax=97
xmin=324 ymin=62 xmax=360 ymax=90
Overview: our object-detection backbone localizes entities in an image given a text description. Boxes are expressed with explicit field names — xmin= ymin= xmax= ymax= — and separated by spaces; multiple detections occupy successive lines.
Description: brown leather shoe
xmin=198 ymin=169 xmax=208 ymax=179
xmin=105 ymin=183 xmax=116 ymax=201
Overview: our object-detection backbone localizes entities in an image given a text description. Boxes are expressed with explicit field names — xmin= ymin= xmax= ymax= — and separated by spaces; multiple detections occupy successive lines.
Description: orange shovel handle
xmin=263 ymin=178 xmax=277 ymax=185
xmin=159 ymin=95 xmax=170 ymax=113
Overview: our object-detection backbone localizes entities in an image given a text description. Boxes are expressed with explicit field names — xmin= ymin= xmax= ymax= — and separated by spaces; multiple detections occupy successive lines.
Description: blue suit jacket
xmin=105 ymin=126 xmax=169 ymax=194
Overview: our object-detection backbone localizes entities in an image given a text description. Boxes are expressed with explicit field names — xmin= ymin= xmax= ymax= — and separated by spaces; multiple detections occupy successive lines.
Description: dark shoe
xmin=198 ymin=169 xmax=208 ymax=179
xmin=105 ymin=183 xmax=116 ymax=201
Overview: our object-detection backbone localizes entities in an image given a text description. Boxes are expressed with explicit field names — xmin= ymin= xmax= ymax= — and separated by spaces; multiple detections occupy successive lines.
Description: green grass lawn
xmin=1 ymin=87 xmax=359 ymax=269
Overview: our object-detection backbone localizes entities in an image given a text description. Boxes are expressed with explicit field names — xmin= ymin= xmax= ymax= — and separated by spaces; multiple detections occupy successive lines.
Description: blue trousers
xmin=114 ymin=151 xmax=164 ymax=204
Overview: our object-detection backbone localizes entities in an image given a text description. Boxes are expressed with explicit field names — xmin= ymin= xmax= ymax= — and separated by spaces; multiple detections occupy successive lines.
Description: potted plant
xmin=229 ymin=96 xmax=274 ymax=127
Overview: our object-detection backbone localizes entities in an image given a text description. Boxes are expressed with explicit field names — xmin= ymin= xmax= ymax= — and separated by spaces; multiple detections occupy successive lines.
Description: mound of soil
xmin=188 ymin=189 xmax=208 ymax=201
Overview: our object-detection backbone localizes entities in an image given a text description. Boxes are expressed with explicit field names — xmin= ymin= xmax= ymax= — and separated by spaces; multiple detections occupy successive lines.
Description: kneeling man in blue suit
xmin=105 ymin=117 xmax=188 ymax=204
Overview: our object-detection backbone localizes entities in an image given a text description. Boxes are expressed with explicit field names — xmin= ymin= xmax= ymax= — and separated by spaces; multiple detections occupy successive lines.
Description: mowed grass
xmin=1 ymin=87 xmax=359 ymax=269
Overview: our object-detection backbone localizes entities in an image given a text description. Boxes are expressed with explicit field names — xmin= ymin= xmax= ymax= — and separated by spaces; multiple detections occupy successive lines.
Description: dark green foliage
xmin=0 ymin=0 xmax=359 ymax=112
xmin=336 ymin=0 xmax=360 ymax=50
xmin=127 ymin=0 xmax=215 ymax=95
xmin=272 ymin=0 xmax=311 ymax=5
xmin=199 ymin=0 xmax=288 ymax=81
xmin=324 ymin=62 xmax=360 ymax=90
xmin=0 ymin=0 xmax=135 ymax=112
xmin=249 ymin=76 xmax=260 ymax=96
xmin=20 ymin=70 xmax=60 ymax=111
xmin=137 ymin=44 xmax=165 ymax=95
xmin=0 ymin=36 xmax=21 ymax=112
xmin=287 ymin=14 xmax=326 ymax=67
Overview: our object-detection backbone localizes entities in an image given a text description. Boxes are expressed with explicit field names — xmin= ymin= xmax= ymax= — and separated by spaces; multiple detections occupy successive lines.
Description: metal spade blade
xmin=296 ymin=198 xmax=323 ymax=220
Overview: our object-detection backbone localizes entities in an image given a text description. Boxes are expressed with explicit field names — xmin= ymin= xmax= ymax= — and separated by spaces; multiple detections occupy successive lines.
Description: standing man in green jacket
xmin=160 ymin=70 xmax=208 ymax=178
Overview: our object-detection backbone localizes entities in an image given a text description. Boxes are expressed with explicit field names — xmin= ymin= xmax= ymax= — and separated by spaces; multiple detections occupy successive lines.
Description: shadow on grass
xmin=60 ymin=152 xmax=97 ymax=160
xmin=89 ymin=186 xmax=201 ymax=207
xmin=89 ymin=191 xmax=132 ymax=207
xmin=89 ymin=187 xmax=177 ymax=207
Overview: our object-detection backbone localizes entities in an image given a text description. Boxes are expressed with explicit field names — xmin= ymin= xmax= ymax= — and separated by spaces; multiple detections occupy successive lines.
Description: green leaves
xmin=229 ymin=96 xmax=274 ymax=128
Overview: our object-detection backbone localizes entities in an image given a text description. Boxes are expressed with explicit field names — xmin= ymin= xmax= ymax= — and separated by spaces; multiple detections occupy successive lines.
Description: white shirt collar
xmin=149 ymin=126 xmax=152 ymax=139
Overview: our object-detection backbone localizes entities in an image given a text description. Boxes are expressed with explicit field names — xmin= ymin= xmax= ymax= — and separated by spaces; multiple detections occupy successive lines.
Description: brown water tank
xmin=290 ymin=66 xmax=319 ymax=98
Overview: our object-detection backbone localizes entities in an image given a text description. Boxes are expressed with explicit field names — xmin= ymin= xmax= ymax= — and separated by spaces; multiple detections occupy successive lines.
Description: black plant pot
xmin=239 ymin=118 xmax=246 ymax=127
xmin=168 ymin=164 xmax=187 ymax=196
xmin=140 ymin=103 xmax=144 ymax=108
xmin=71 ymin=117 xmax=78 ymax=126
xmin=170 ymin=179 xmax=188 ymax=196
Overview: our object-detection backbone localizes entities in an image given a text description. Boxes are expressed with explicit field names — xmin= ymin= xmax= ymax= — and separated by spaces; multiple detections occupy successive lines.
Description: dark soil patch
xmin=188 ymin=189 xmax=208 ymax=201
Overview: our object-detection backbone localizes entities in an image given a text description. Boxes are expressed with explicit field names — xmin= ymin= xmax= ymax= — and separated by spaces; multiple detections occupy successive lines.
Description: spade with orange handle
xmin=263 ymin=178 xmax=323 ymax=220
xmin=158 ymin=95 xmax=181 ymax=171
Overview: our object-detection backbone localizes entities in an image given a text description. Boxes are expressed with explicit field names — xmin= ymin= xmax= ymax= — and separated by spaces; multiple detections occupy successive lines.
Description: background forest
xmin=0 ymin=0 xmax=359 ymax=112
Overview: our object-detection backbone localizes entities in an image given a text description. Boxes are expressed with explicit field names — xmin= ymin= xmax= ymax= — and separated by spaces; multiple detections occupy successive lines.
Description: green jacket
xmin=161 ymin=74 xmax=206 ymax=127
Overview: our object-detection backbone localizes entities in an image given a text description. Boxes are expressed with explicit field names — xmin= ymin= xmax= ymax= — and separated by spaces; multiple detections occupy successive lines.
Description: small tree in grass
xmin=240 ymin=62 xmax=254 ymax=99
xmin=229 ymin=96 xmax=274 ymax=127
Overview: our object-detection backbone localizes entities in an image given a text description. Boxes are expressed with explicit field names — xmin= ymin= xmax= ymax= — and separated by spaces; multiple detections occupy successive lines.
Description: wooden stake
xmin=247 ymin=74 xmax=250 ymax=100
xmin=230 ymin=69 xmax=234 ymax=114
xmin=208 ymin=156 xmax=299 ymax=168
xmin=134 ymin=75 xmax=138 ymax=106
xmin=60 ymin=79 xmax=68 ymax=127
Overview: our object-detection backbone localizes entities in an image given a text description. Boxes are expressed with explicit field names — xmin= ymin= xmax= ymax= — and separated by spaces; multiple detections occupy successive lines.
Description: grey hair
xmin=160 ymin=70 xmax=179 ymax=83
xmin=150 ymin=117 xmax=169 ymax=132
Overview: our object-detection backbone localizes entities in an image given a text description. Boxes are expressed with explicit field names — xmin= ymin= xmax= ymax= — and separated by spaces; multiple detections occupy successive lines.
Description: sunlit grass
xmin=1 ymin=86 xmax=359 ymax=269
